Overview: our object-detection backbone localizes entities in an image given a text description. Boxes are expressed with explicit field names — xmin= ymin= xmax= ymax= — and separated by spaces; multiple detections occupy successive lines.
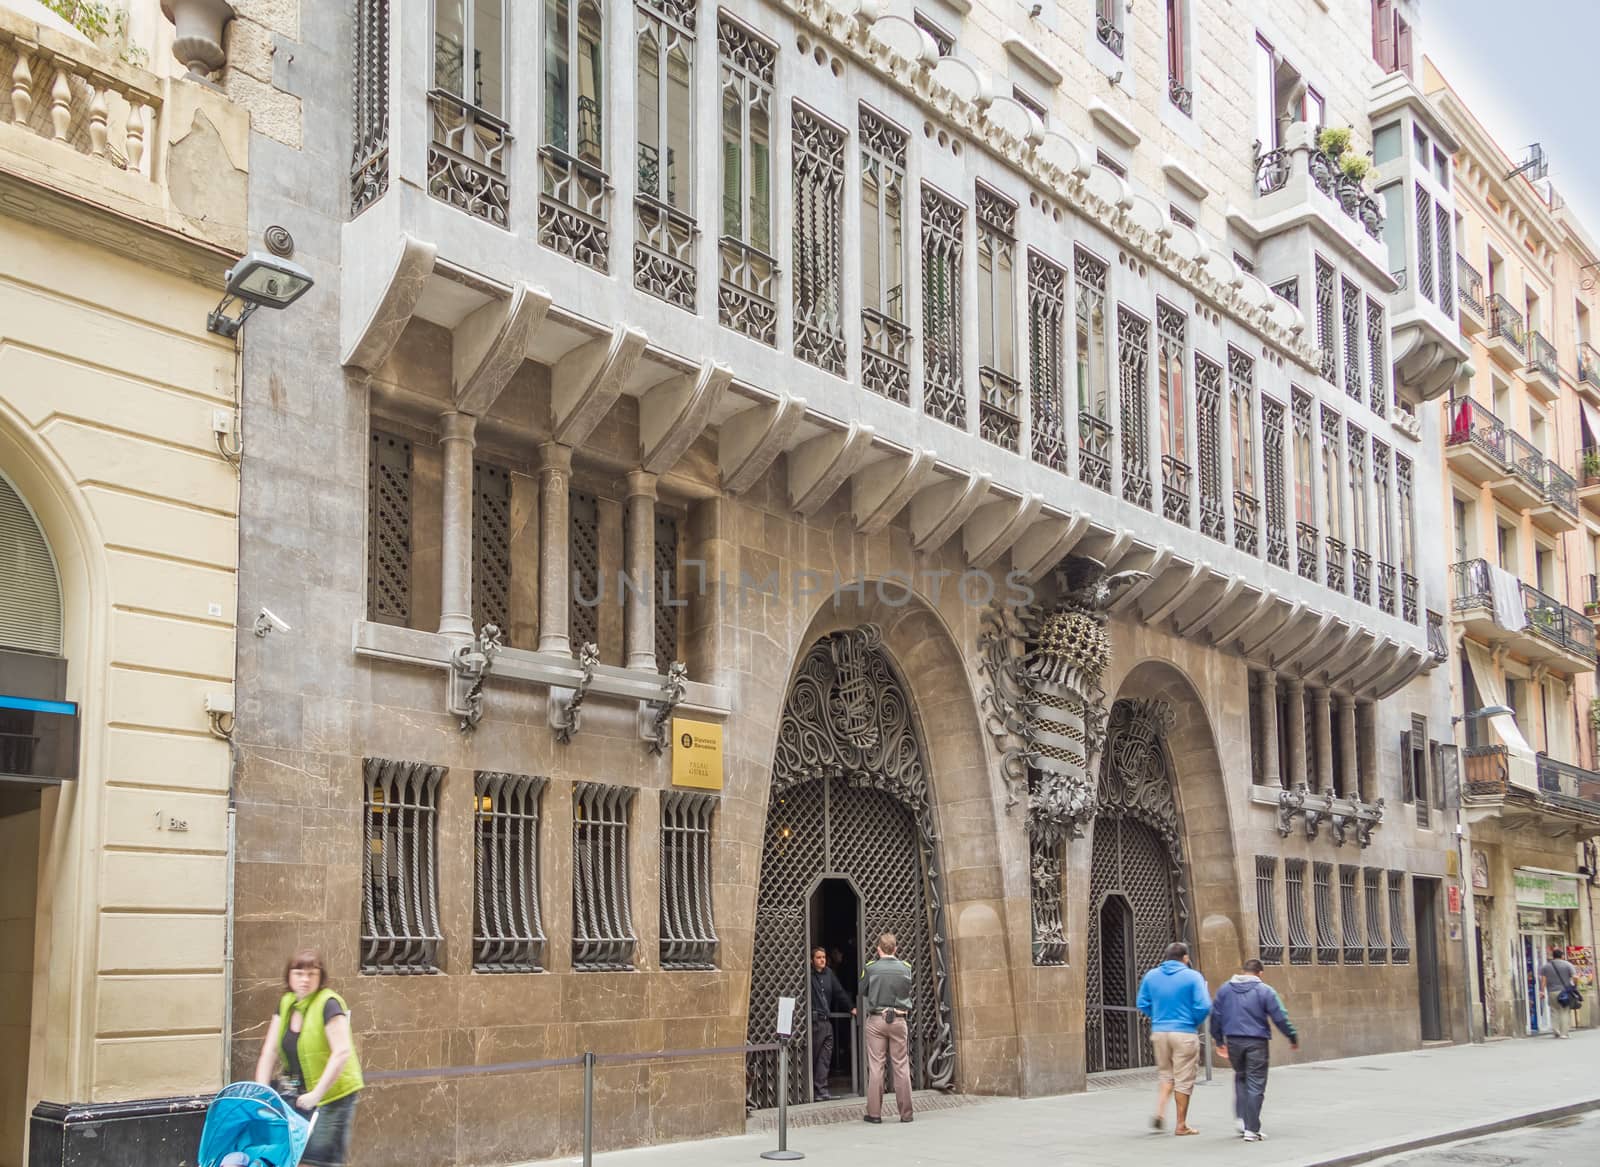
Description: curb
xmin=1307 ymin=1095 xmax=1600 ymax=1167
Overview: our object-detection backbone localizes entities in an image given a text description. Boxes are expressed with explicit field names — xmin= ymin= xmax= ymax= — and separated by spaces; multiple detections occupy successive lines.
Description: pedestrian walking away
xmin=860 ymin=931 xmax=915 ymax=1124
xmin=1136 ymin=940 xmax=1211 ymax=1136
xmin=1539 ymin=946 xmax=1582 ymax=1039
xmin=1209 ymin=958 xmax=1299 ymax=1143
xmin=253 ymin=949 xmax=365 ymax=1167
xmin=809 ymin=946 xmax=854 ymax=1099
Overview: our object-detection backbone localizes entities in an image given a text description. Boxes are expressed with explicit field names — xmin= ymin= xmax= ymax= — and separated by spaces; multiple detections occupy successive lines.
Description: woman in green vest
xmin=253 ymin=949 xmax=364 ymax=1167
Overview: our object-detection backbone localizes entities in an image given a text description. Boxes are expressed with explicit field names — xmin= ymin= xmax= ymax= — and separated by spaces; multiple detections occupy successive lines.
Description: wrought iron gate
xmin=1085 ymin=699 xmax=1189 ymax=1074
xmin=746 ymin=627 xmax=956 ymax=1109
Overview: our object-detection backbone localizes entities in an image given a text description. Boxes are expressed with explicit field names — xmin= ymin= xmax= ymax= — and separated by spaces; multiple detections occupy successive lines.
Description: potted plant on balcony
xmin=1337 ymin=155 xmax=1373 ymax=215
xmin=1312 ymin=127 xmax=1350 ymax=196
xmin=1582 ymin=448 xmax=1600 ymax=486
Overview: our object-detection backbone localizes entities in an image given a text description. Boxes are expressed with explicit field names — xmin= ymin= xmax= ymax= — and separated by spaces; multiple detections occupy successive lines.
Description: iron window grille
xmin=539 ymin=0 xmax=609 ymax=269
xmin=652 ymin=512 xmax=680 ymax=671
xmin=1031 ymin=836 xmax=1068 ymax=966
xmin=1028 ymin=250 xmax=1069 ymax=473
xmin=1285 ymin=859 xmax=1312 ymax=965
xmin=913 ymin=10 xmax=955 ymax=56
xmin=1342 ymin=277 xmax=1363 ymax=400
xmin=1196 ymin=355 xmax=1225 ymax=540
xmin=1096 ymin=0 xmax=1125 ymax=57
xmin=1364 ymin=867 xmax=1387 ymax=964
xmin=1292 ymin=389 xmax=1316 ymax=578
xmin=634 ymin=0 xmax=698 ymax=311
xmin=1315 ymin=256 xmax=1338 ymax=385
xmin=1228 ymin=346 xmax=1257 ymax=554
xmin=351 ymin=0 xmax=390 ymax=216
xmin=1075 ymin=247 xmax=1112 ymax=492
xmin=1397 ymin=454 xmax=1416 ymax=600
xmin=1347 ymin=423 xmax=1368 ymax=558
xmin=1312 ymin=861 xmax=1339 ymax=964
xmin=473 ymin=771 xmax=547 ymax=972
xmin=368 ymin=431 xmax=413 ymax=626
xmin=569 ymin=488 xmax=601 ymax=653
xmin=792 ymin=103 xmax=847 ymax=376
xmin=1435 ymin=205 xmax=1453 ymax=314
xmin=718 ymin=15 xmax=778 ymax=344
xmin=1263 ymin=397 xmax=1288 ymax=568
xmin=922 ymin=184 xmax=967 ymax=428
xmin=978 ymin=185 xmax=1021 ymax=451
xmin=660 ymin=790 xmax=719 ymax=969
xmin=1157 ymin=301 xmax=1189 ymax=525
xmin=1340 ymin=864 xmax=1364 ymax=964
xmin=1255 ymin=855 xmax=1283 ymax=965
xmin=573 ymin=782 xmax=637 ymax=970
xmin=861 ymin=106 xmax=911 ymax=404
xmin=1415 ymin=184 xmax=1434 ymax=303
xmin=362 ymin=757 xmax=445 ymax=974
xmin=1119 ymin=306 xmax=1152 ymax=508
xmin=472 ymin=461 xmax=511 ymax=635
xmin=1387 ymin=870 xmax=1410 ymax=964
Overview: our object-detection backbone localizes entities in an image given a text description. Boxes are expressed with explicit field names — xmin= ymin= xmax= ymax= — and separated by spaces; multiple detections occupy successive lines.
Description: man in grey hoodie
xmin=1209 ymin=958 xmax=1299 ymax=1143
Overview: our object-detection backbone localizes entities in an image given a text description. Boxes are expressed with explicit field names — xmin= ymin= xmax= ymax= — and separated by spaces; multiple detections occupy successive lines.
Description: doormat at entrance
xmin=749 ymin=1090 xmax=977 ymax=1131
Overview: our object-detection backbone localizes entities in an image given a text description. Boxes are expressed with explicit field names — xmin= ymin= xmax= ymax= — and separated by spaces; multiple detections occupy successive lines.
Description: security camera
xmin=1028 ymin=3 xmax=1042 ymax=15
xmin=254 ymin=607 xmax=292 ymax=638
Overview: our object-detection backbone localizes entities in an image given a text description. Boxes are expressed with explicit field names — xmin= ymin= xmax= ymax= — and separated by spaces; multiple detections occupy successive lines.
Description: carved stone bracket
xmin=1352 ymin=795 xmax=1385 ymax=847
xmin=550 ymin=641 xmax=600 ymax=744
xmin=643 ymin=660 xmax=688 ymax=755
xmin=1276 ymin=785 xmax=1307 ymax=838
xmin=448 ymin=623 xmax=503 ymax=732
xmin=1303 ymin=790 xmax=1334 ymax=840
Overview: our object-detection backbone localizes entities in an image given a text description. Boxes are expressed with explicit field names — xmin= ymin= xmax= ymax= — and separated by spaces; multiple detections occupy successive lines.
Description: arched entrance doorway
xmin=746 ymin=626 xmax=956 ymax=1108
xmin=1086 ymin=698 xmax=1190 ymax=1074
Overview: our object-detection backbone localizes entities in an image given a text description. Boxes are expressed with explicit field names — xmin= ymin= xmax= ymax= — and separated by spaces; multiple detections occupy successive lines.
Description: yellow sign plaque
xmin=672 ymin=717 xmax=724 ymax=790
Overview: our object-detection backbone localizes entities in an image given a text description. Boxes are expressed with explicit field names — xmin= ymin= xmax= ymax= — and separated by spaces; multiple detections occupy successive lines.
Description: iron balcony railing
xmin=1536 ymin=755 xmax=1600 ymax=818
xmin=1426 ymin=609 xmax=1448 ymax=660
xmin=1401 ymin=571 xmax=1419 ymax=624
xmin=1295 ymin=522 xmax=1319 ymax=581
xmin=1096 ymin=12 xmax=1125 ymax=57
xmin=1505 ymin=430 xmax=1544 ymax=496
xmin=1450 ymin=558 xmax=1494 ymax=614
xmin=1579 ymin=342 xmax=1600 ymax=392
xmin=1168 ymin=77 xmax=1193 ymax=117
xmin=1445 ymin=392 xmax=1507 ymax=464
xmin=1161 ymin=455 xmax=1191 ymax=525
xmin=1585 ymin=573 xmax=1599 ymax=608
xmin=1462 ymin=744 xmax=1509 ymax=799
xmin=1324 ymin=535 xmax=1347 ymax=593
xmin=1579 ymin=447 xmax=1600 ymax=489
xmin=1377 ymin=560 xmax=1397 ymax=615
xmin=1233 ymin=490 xmax=1260 ymax=556
xmin=1489 ymin=293 xmax=1526 ymax=355
xmin=1352 ymin=548 xmax=1372 ymax=605
xmin=1527 ymin=330 xmax=1559 ymax=383
xmin=1523 ymin=583 xmax=1597 ymax=662
xmin=1457 ymin=254 xmax=1485 ymax=318
xmin=1542 ymin=459 xmax=1578 ymax=517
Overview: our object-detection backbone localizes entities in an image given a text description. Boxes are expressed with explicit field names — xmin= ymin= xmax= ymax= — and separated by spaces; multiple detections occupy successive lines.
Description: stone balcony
xmin=1450 ymin=558 xmax=1597 ymax=676
xmin=1577 ymin=341 xmax=1600 ymax=408
xmin=1485 ymin=293 xmax=1527 ymax=371
xmin=1524 ymin=330 xmax=1559 ymax=402
xmin=1457 ymin=254 xmax=1485 ymax=334
xmin=1468 ymin=747 xmax=1600 ymax=834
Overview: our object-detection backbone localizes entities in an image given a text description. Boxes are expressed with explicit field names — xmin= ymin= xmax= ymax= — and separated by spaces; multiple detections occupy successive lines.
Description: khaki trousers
xmin=865 ymin=1012 xmax=913 ymax=1120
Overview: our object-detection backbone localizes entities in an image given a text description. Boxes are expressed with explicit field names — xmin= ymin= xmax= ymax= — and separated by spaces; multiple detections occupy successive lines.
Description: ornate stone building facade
xmin=220 ymin=0 xmax=1464 ymax=1162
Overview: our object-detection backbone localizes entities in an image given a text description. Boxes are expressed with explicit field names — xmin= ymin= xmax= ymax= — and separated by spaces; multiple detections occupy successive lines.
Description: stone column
xmin=437 ymin=411 xmax=477 ymax=638
xmin=1286 ymin=675 xmax=1307 ymax=789
xmin=625 ymin=470 xmax=659 ymax=672
xmin=1338 ymin=693 xmax=1359 ymax=801
xmin=537 ymin=442 xmax=573 ymax=655
xmin=1258 ymin=668 xmax=1281 ymax=786
xmin=1313 ymin=687 xmax=1334 ymax=795
xmin=1355 ymin=700 xmax=1376 ymax=801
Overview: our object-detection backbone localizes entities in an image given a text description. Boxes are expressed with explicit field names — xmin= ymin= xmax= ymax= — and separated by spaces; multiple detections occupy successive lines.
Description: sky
xmin=1422 ymin=0 xmax=1600 ymax=242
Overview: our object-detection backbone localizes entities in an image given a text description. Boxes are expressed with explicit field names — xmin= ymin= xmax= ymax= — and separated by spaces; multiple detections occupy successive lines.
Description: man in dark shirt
xmin=860 ymin=932 xmax=915 ymax=1124
xmin=809 ymin=947 xmax=853 ymax=1099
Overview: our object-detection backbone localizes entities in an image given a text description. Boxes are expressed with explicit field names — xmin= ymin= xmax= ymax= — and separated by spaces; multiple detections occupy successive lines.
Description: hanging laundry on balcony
xmin=1487 ymin=563 xmax=1524 ymax=633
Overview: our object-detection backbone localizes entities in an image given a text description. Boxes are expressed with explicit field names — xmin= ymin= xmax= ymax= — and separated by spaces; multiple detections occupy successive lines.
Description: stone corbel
xmin=910 ymin=469 xmax=991 ymax=553
xmin=1328 ymin=809 xmax=1351 ymax=847
xmin=550 ymin=641 xmax=600 ymax=744
xmin=341 ymin=234 xmax=437 ymax=372
xmin=640 ymin=361 xmax=734 ymax=476
xmin=852 ymin=447 xmax=937 ymax=534
xmin=1275 ymin=784 xmax=1307 ymax=838
xmin=1107 ymin=548 xmax=1168 ymax=615
xmin=550 ymin=325 xmax=648 ymax=448
xmin=1303 ymin=790 xmax=1334 ymax=840
xmin=1212 ymin=587 xmax=1278 ymax=649
xmin=453 ymin=282 xmax=551 ymax=417
xmin=1174 ymin=573 xmax=1244 ymax=639
xmin=719 ymin=391 xmax=806 ymax=494
xmin=641 ymin=661 xmax=689 ymax=755
xmin=963 ymin=492 xmax=1043 ymax=570
xmin=1239 ymin=598 xmax=1305 ymax=658
xmin=1010 ymin=512 xmax=1088 ymax=584
xmin=789 ymin=422 xmax=876 ymax=515
xmin=448 ymin=624 xmax=504 ymax=733
xmin=1353 ymin=796 xmax=1386 ymax=848
xmin=1137 ymin=559 xmax=1208 ymax=626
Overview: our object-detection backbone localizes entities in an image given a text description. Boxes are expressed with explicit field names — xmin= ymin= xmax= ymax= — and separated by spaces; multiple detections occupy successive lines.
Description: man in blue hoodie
xmin=1136 ymin=941 xmax=1211 ymax=1135
xmin=1209 ymin=958 xmax=1299 ymax=1142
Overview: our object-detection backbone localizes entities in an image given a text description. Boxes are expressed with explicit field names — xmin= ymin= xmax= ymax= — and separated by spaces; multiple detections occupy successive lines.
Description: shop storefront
xmin=1513 ymin=868 xmax=1583 ymax=1034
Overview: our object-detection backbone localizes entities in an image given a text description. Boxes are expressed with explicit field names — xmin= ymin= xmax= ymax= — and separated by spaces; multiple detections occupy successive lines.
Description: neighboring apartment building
xmin=0 ymin=1 xmax=248 ymax=1163
xmin=1425 ymin=57 xmax=1600 ymax=1041
xmin=222 ymin=1 xmax=1457 ymax=1161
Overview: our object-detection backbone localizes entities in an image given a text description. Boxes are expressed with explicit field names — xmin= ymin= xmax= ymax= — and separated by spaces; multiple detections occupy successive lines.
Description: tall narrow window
xmin=1388 ymin=871 xmax=1410 ymax=963
xmin=792 ymin=104 xmax=847 ymax=376
xmin=1285 ymin=859 xmax=1312 ymax=965
xmin=1158 ymin=301 xmax=1190 ymax=525
xmin=540 ymin=0 xmax=609 ymax=268
xmin=1375 ymin=438 xmax=1395 ymax=612
xmin=573 ymin=782 xmax=637 ymax=969
xmin=1364 ymin=868 xmax=1387 ymax=964
xmin=1342 ymin=277 xmax=1364 ymax=400
xmin=1254 ymin=36 xmax=1276 ymax=149
xmin=1119 ymin=307 xmax=1152 ymax=509
xmin=363 ymin=757 xmax=445 ymax=974
xmin=1372 ymin=0 xmax=1396 ymax=71
xmin=1322 ymin=406 xmax=1345 ymax=591
xmin=431 ymin=2 xmax=510 ymax=225
xmin=1398 ymin=453 xmax=1417 ymax=621
xmin=660 ymin=791 xmax=718 ymax=969
xmin=1255 ymin=856 xmax=1283 ymax=965
xmin=1415 ymin=184 xmax=1435 ymax=303
xmin=1367 ymin=297 xmax=1387 ymax=415
xmin=353 ymin=0 xmax=391 ymax=216
xmin=474 ymin=771 xmax=546 ymax=972
xmin=472 ymin=461 xmax=511 ymax=634
xmin=634 ymin=0 xmax=697 ymax=309
xmin=861 ymin=106 xmax=910 ymax=404
xmin=1196 ymin=355 xmax=1224 ymax=540
xmin=1097 ymin=0 xmax=1125 ymax=57
xmin=977 ymin=186 xmax=1020 ymax=450
xmin=653 ymin=512 xmax=680 ymax=670
xmin=1348 ymin=425 xmax=1370 ymax=603
xmin=718 ymin=16 xmax=777 ymax=344
xmin=1315 ymin=256 xmax=1338 ymax=385
xmin=1075 ymin=247 xmax=1111 ymax=492
xmin=368 ymin=431 xmax=413 ymax=626
xmin=1229 ymin=347 xmax=1257 ymax=555
xmin=1263 ymin=397 xmax=1288 ymax=568
xmin=1340 ymin=864 xmax=1364 ymax=964
xmin=922 ymin=184 xmax=966 ymax=428
xmin=1292 ymin=390 xmax=1316 ymax=579
xmin=1436 ymin=204 xmax=1454 ymax=313
xmin=1029 ymin=251 xmax=1069 ymax=474
xmin=1166 ymin=0 xmax=1191 ymax=114
xmin=1313 ymin=861 xmax=1339 ymax=964
xmin=569 ymin=488 xmax=600 ymax=653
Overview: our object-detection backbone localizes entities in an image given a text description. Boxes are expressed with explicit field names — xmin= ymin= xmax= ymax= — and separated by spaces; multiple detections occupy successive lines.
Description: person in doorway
xmin=1210 ymin=958 xmax=1299 ymax=1143
xmin=810 ymin=946 xmax=854 ymax=1099
xmin=1539 ymin=946 xmax=1581 ymax=1039
xmin=253 ymin=949 xmax=364 ymax=1167
xmin=860 ymin=932 xmax=915 ymax=1124
xmin=1136 ymin=941 xmax=1211 ymax=1136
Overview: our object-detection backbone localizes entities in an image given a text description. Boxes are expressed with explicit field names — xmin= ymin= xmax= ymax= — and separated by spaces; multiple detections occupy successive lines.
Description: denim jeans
xmin=1227 ymin=1036 xmax=1271 ymax=1134
xmin=302 ymin=1092 xmax=358 ymax=1167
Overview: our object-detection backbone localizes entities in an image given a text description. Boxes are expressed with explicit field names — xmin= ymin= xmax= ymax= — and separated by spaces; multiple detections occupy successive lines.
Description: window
xmin=660 ymin=791 xmax=718 ymax=969
xmin=569 ymin=488 xmax=600 ymax=653
xmin=1196 ymin=355 xmax=1225 ymax=540
xmin=718 ymin=16 xmax=777 ymax=344
xmin=1397 ymin=454 xmax=1415 ymax=576
xmin=1375 ymin=440 xmax=1395 ymax=566
xmin=1366 ymin=297 xmax=1387 ymax=415
xmin=1313 ymin=862 xmax=1339 ymax=964
xmin=1229 ymin=348 xmax=1256 ymax=497
xmin=1169 ymin=204 xmax=1196 ymax=230
xmin=1096 ymin=0 xmax=1124 ymax=57
xmin=1364 ymin=868 xmax=1387 ymax=963
xmin=363 ymin=757 xmax=445 ymax=974
xmin=1347 ymin=425 xmax=1368 ymax=553
xmin=634 ymin=0 xmax=697 ymax=310
xmin=1120 ymin=307 xmax=1152 ymax=508
xmin=1157 ymin=301 xmax=1189 ymax=523
xmin=1029 ymin=251 xmax=1069 ymax=473
xmin=368 ymin=431 xmax=413 ymax=626
xmin=1321 ymin=406 xmax=1342 ymax=539
xmin=1415 ymin=184 xmax=1435 ymax=302
xmin=1315 ymin=256 xmax=1338 ymax=385
xmin=1286 ymin=859 xmax=1312 ymax=965
xmin=1075 ymin=247 xmax=1111 ymax=492
xmin=1304 ymin=86 xmax=1324 ymax=129
xmin=1292 ymin=390 xmax=1314 ymax=526
xmin=573 ymin=782 xmax=637 ymax=969
xmin=1234 ymin=251 xmax=1257 ymax=275
xmin=1095 ymin=150 xmax=1127 ymax=180
xmin=792 ymin=103 xmax=847 ymax=376
xmin=977 ymin=186 xmax=1020 ymax=450
xmin=473 ymin=462 xmax=511 ymax=635
xmin=922 ymin=184 xmax=966 ymax=428
xmin=1013 ymin=86 xmax=1048 ymax=125
xmin=1342 ymin=277 xmax=1363 ymax=400
xmin=1388 ymin=871 xmax=1410 ymax=964
xmin=1255 ymin=856 xmax=1283 ymax=965
xmin=540 ymin=0 xmax=608 ymax=266
xmin=1401 ymin=713 xmax=1427 ymax=810
xmin=1166 ymin=0 xmax=1191 ymax=113
xmin=861 ymin=106 xmax=910 ymax=404
xmin=653 ymin=512 xmax=680 ymax=669
xmin=0 ymin=472 xmax=62 ymax=656
xmin=1253 ymin=36 xmax=1275 ymax=149
xmin=913 ymin=11 xmax=955 ymax=57
xmin=474 ymin=771 xmax=547 ymax=972
xmin=1340 ymin=865 xmax=1364 ymax=964
xmin=435 ymin=0 xmax=505 ymax=116
xmin=352 ymin=0 xmax=391 ymax=218
xmin=1263 ymin=397 xmax=1288 ymax=568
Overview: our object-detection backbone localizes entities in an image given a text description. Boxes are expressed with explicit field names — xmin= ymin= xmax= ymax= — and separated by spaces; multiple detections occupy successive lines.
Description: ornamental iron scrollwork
xmin=647 ymin=660 xmax=689 ymax=755
xmin=450 ymin=623 xmax=503 ymax=732
xmin=551 ymin=641 xmax=600 ymax=744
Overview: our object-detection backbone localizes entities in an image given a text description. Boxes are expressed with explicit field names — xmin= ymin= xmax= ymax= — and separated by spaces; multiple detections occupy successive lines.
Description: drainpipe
xmin=1454 ymin=816 xmax=1479 ymax=1044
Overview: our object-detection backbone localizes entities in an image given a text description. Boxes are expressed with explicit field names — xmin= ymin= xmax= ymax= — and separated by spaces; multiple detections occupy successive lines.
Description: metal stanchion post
xmin=1203 ymin=1027 xmax=1213 ymax=1084
xmin=582 ymin=1050 xmax=595 ymax=1167
xmin=761 ymin=1037 xmax=804 ymax=1161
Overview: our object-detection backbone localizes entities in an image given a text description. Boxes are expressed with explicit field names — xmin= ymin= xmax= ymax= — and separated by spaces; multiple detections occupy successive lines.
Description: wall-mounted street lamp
xmin=1451 ymin=704 xmax=1514 ymax=728
xmin=206 ymin=252 xmax=315 ymax=339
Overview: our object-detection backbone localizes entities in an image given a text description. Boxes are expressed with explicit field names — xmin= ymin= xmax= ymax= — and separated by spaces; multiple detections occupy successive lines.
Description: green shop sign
xmin=1514 ymin=870 xmax=1581 ymax=910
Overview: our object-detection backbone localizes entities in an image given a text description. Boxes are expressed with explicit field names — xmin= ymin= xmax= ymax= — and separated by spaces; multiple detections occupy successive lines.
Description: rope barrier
xmin=365 ymin=1042 xmax=780 ymax=1084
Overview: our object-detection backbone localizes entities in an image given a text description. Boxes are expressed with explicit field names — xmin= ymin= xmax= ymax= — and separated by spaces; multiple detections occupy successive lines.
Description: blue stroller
xmin=198 ymin=1083 xmax=316 ymax=1167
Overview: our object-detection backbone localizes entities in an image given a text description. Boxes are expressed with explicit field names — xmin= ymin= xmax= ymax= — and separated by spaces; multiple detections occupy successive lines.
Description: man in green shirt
xmin=860 ymin=932 xmax=915 ymax=1124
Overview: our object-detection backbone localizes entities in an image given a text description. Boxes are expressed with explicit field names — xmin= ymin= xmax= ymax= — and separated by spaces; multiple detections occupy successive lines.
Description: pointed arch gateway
xmin=746 ymin=625 xmax=957 ymax=1108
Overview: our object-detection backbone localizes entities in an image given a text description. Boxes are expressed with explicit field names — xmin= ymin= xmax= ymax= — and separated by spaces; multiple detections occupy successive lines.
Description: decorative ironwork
xmin=1255 ymin=855 xmax=1283 ymax=965
xmin=362 ymin=757 xmax=444 ymax=974
xmin=1379 ymin=561 xmax=1397 ymax=615
xmin=1263 ymin=397 xmax=1288 ymax=568
xmin=636 ymin=198 xmax=697 ymax=310
xmin=1312 ymin=862 xmax=1338 ymax=964
xmin=1095 ymin=12 xmax=1124 ymax=57
xmin=1325 ymin=536 xmax=1347 ymax=594
xmin=864 ymin=310 xmax=911 ymax=404
xmin=1364 ymin=867 xmax=1387 ymax=964
xmin=1351 ymin=548 xmax=1372 ymax=605
xmin=1254 ymin=141 xmax=1291 ymax=196
xmin=1119 ymin=307 xmax=1152 ymax=509
xmin=978 ymin=186 xmax=1019 ymax=450
xmin=1366 ymin=298 xmax=1387 ymax=415
xmin=660 ymin=790 xmax=718 ymax=969
xmin=1339 ymin=866 xmax=1363 ymax=963
xmin=1196 ymin=355 xmax=1225 ymax=541
xmin=569 ymin=489 xmax=600 ymax=652
xmin=1168 ymin=77 xmax=1193 ymax=116
xmin=1435 ymin=206 xmax=1453 ymax=312
xmin=573 ymin=782 xmax=637 ymax=970
xmin=718 ymin=16 xmax=777 ymax=343
xmin=1080 ymin=415 xmax=1112 ymax=493
xmin=1270 ymin=277 xmax=1299 ymax=307
xmin=1156 ymin=301 xmax=1187 ymax=523
xmin=862 ymin=107 xmax=910 ymax=404
xmin=1029 ymin=251 xmax=1069 ymax=472
xmin=793 ymin=104 xmax=846 ymax=375
xmin=653 ymin=513 xmax=680 ymax=670
xmin=1031 ymin=837 xmax=1067 ymax=966
xmin=1528 ymin=330 xmax=1559 ymax=384
xmin=1162 ymin=456 xmax=1191 ymax=525
xmin=351 ymin=0 xmax=390 ymax=215
xmin=1415 ymin=184 xmax=1434 ymax=303
xmin=649 ymin=660 xmax=689 ymax=754
xmin=1489 ymin=294 xmax=1526 ymax=355
xmin=429 ymin=90 xmax=509 ymax=226
xmin=472 ymin=462 xmax=510 ymax=634
xmin=1285 ymin=859 xmax=1312 ymax=965
xmin=1077 ymin=247 xmax=1110 ymax=490
xmin=474 ymin=772 xmax=547 ymax=972
xmin=751 ymin=627 xmax=957 ymax=1106
xmin=540 ymin=146 xmax=610 ymax=270
xmin=1342 ymin=277 xmax=1363 ymax=400
xmin=1315 ymin=256 xmax=1338 ymax=385
xmin=923 ymin=184 xmax=966 ymax=427
xmin=634 ymin=3 xmax=693 ymax=305
xmin=552 ymin=641 xmax=600 ymax=744
xmin=1297 ymin=523 xmax=1319 ymax=582
xmin=1386 ymin=869 xmax=1410 ymax=965
xmin=368 ymin=431 xmax=412 ymax=625
xmin=1229 ymin=346 xmax=1256 ymax=554
xmin=719 ymin=238 xmax=778 ymax=344
xmin=449 ymin=623 xmax=503 ymax=733
xmin=1234 ymin=491 xmax=1260 ymax=556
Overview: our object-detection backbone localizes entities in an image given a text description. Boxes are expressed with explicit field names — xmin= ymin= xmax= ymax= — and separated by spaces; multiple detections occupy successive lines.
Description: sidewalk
xmin=542 ymin=1033 xmax=1599 ymax=1166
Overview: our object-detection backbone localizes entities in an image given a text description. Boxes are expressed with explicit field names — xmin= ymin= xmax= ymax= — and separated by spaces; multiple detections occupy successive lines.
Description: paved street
xmin=1366 ymin=1109 xmax=1600 ymax=1167
xmin=543 ymin=1033 xmax=1599 ymax=1166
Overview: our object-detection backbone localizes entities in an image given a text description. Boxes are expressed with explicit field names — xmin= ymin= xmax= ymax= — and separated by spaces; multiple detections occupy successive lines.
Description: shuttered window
xmin=0 ymin=472 xmax=62 ymax=655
